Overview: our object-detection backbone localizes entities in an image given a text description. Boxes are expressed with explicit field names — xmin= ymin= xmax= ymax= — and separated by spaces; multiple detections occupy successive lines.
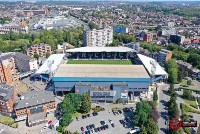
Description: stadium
xmin=48 ymin=47 xmax=168 ymax=102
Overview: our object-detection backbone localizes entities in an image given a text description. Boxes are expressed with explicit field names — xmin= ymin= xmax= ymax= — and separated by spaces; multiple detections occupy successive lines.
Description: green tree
xmin=134 ymin=101 xmax=152 ymax=126
xmin=187 ymin=80 xmax=192 ymax=85
xmin=80 ymin=93 xmax=91 ymax=113
xmin=33 ymin=53 xmax=39 ymax=60
xmin=182 ymin=89 xmax=195 ymax=101
xmin=153 ymin=90 xmax=158 ymax=102
xmin=144 ymin=118 xmax=158 ymax=134
xmin=46 ymin=52 xmax=51 ymax=58
xmin=166 ymin=59 xmax=178 ymax=84
xmin=88 ymin=21 xmax=98 ymax=29
xmin=140 ymin=126 xmax=148 ymax=134
xmin=33 ymin=38 xmax=41 ymax=44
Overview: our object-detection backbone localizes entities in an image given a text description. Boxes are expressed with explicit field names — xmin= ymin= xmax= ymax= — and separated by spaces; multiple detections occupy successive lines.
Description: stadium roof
xmin=65 ymin=47 xmax=136 ymax=53
xmin=137 ymin=54 xmax=168 ymax=77
xmin=54 ymin=64 xmax=150 ymax=79
xmin=35 ymin=54 xmax=65 ymax=75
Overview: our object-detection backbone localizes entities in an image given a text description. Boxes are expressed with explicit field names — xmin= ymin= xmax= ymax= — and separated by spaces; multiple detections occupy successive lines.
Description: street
xmin=157 ymin=83 xmax=169 ymax=134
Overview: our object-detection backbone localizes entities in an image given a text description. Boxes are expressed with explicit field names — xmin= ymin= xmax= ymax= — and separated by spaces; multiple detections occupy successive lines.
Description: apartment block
xmin=26 ymin=43 xmax=52 ymax=58
xmin=83 ymin=28 xmax=113 ymax=47
xmin=0 ymin=55 xmax=17 ymax=84
xmin=0 ymin=25 xmax=28 ymax=34
xmin=0 ymin=84 xmax=17 ymax=116
xmin=158 ymin=49 xmax=172 ymax=62
xmin=14 ymin=90 xmax=56 ymax=126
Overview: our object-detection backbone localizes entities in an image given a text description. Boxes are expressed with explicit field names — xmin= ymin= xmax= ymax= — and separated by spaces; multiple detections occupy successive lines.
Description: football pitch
xmin=66 ymin=60 xmax=134 ymax=65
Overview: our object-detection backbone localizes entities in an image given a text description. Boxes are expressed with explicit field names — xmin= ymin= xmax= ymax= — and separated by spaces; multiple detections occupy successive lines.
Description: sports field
xmin=66 ymin=60 xmax=134 ymax=65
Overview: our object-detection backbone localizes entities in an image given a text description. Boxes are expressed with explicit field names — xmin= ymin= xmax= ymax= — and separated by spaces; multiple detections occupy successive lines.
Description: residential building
xmin=14 ymin=52 xmax=38 ymax=73
xmin=83 ymin=28 xmax=113 ymax=47
xmin=26 ymin=43 xmax=52 ymax=58
xmin=0 ymin=54 xmax=17 ymax=84
xmin=170 ymin=34 xmax=185 ymax=44
xmin=143 ymin=32 xmax=154 ymax=42
xmin=158 ymin=49 xmax=172 ymax=62
xmin=0 ymin=25 xmax=28 ymax=34
xmin=14 ymin=90 xmax=56 ymax=126
xmin=0 ymin=84 xmax=17 ymax=116
xmin=23 ymin=10 xmax=48 ymax=17
xmin=113 ymin=25 xmax=128 ymax=33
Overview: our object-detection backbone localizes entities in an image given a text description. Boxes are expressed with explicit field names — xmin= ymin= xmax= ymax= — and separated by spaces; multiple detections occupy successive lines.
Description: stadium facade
xmin=53 ymin=64 xmax=150 ymax=102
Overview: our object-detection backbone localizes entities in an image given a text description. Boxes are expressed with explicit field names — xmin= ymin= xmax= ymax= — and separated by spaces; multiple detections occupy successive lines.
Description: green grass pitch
xmin=66 ymin=60 xmax=134 ymax=65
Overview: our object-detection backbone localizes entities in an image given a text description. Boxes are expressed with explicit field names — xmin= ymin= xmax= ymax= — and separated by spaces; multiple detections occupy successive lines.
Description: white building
xmin=83 ymin=28 xmax=113 ymax=47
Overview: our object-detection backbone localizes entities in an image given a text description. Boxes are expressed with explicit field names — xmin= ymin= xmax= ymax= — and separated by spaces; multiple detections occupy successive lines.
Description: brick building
xmin=158 ymin=49 xmax=172 ymax=62
xmin=26 ymin=43 xmax=52 ymax=58
xmin=0 ymin=54 xmax=17 ymax=84
xmin=14 ymin=90 xmax=56 ymax=126
xmin=0 ymin=84 xmax=17 ymax=116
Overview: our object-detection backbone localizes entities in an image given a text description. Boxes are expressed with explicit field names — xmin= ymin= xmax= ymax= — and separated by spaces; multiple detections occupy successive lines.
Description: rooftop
xmin=14 ymin=90 xmax=55 ymax=110
xmin=35 ymin=54 xmax=65 ymax=75
xmin=137 ymin=54 xmax=168 ymax=76
xmin=65 ymin=47 xmax=136 ymax=53
xmin=0 ymin=84 xmax=14 ymax=101
xmin=54 ymin=64 xmax=150 ymax=78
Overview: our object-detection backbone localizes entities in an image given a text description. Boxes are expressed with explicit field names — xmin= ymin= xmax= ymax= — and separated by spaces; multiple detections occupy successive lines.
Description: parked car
xmin=86 ymin=126 xmax=90 ymax=130
xmin=188 ymin=115 xmax=193 ymax=118
xmin=81 ymin=127 xmax=84 ymax=131
xmin=100 ymin=120 xmax=105 ymax=125
xmin=97 ymin=127 xmax=100 ymax=131
xmin=118 ymin=110 xmax=122 ymax=114
xmin=111 ymin=123 xmax=115 ymax=127
xmin=108 ymin=119 xmax=113 ymax=124
xmin=129 ymin=127 xmax=141 ymax=134
xmin=87 ymin=114 xmax=90 ymax=117
xmin=94 ymin=128 xmax=98 ymax=132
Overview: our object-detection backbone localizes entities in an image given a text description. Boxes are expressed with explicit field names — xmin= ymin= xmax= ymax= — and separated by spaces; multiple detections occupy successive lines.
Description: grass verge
xmin=180 ymin=103 xmax=200 ymax=115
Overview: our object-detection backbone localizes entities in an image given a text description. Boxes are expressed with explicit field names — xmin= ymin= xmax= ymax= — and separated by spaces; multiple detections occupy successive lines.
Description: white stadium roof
xmin=137 ymin=54 xmax=168 ymax=77
xmin=35 ymin=54 xmax=65 ymax=75
xmin=65 ymin=47 xmax=136 ymax=53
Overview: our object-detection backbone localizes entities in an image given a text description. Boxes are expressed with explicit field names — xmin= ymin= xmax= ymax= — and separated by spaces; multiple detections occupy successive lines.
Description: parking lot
xmin=68 ymin=103 xmax=136 ymax=134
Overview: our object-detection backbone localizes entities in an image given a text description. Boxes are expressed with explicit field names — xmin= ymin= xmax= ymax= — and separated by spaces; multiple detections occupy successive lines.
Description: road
xmin=157 ymin=83 xmax=169 ymax=134
xmin=0 ymin=123 xmax=19 ymax=134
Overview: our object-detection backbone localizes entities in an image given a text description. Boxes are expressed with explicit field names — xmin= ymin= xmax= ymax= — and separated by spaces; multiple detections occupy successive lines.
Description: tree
xmin=116 ymin=98 xmax=124 ymax=104
xmin=46 ymin=52 xmax=50 ymax=58
xmin=140 ymin=126 xmax=148 ymax=134
xmin=134 ymin=101 xmax=152 ymax=126
xmin=145 ymin=118 xmax=158 ymax=134
xmin=80 ymin=93 xmax=91 ymax=113
xmin=33 ymin=53 xmax=39 ymax=60
xmin=88 ymin=21 xmax=98 ymax=29
xmin=33 ymin=38 xmax=41 ymax=44
xmin=182 ymin=89 xmax=195 ymax=101
xmin=166 ymin=59 xmax=178 ymax=83
xmin=153 ymin=90 xmax=158 ymax=103
xmin=187 ymin=80 xmax=192 ymax=85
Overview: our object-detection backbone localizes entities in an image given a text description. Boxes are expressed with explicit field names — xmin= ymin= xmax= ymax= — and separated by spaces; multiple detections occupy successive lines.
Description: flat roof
xmin=54 ymin=64 xmax=150 ymax=78
xmin=65 ymin=47 xmax=136 ymax=53
xmin=137 ymin=54 xmax=168 ymax=76
xmin=35 ymin=54 xmax=65 ymax=75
